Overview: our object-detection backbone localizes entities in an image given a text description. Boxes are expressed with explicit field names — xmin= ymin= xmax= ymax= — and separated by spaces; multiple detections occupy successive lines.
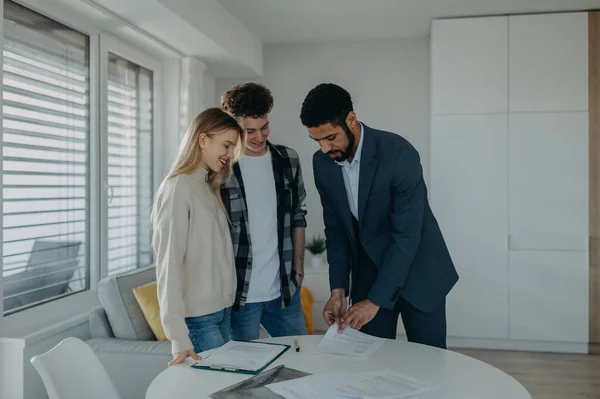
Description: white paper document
xmin=317 ymin=370 xmax=437 ymax=399
xmin=267 ymin=382 xmax=321 ymax=399
xmin=267 ymin=373 xmax=346 ymax=399
xmin=313 ymin=323 xmax=385 ymax=361
xmin=192 ymin=340 xmax=287 ymax=372
xmin=267 ymin=370 xmax=436 ymax=399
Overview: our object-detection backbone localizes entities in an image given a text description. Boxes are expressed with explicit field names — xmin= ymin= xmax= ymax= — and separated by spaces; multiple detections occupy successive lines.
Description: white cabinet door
xmin=431 ymin=115 xmax=509 ymax=338
xmin=509 ymin=12 xmax=588 ymax=112
xmin=509 ymin=113 xmax=588 ymax=251
xmin=431 ymin=16 xmax=508 ymax=114
xmin=509 ymin=250 xmax=588 ymax=343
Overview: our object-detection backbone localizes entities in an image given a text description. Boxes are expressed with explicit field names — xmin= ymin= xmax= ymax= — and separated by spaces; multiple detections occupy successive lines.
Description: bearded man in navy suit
xmin=300 ymin=83 xmax=458 ymax=348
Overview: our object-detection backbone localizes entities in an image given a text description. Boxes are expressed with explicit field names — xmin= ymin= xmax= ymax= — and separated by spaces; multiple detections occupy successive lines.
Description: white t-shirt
xmin=239 ymin=149 xmax=281 ymax=303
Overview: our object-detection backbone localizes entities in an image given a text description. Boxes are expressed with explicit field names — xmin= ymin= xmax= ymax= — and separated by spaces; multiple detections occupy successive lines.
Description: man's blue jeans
xmin=231 ymin=292 xmax=306 ymax=341
xmin=185 ymin=307 xmax=231 ymax=353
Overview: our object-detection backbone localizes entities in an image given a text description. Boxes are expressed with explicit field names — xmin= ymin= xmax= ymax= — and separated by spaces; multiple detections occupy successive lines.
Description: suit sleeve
xmin=367 ymin=145 xmax=425 ymax=310
xmin=313 ymin=154 xmax=352 ymax=295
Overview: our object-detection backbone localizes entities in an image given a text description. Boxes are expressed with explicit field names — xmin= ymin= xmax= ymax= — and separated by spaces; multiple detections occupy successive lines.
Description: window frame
xmin=0 ymin=3 xmax=164 ymax=316
xmin=0 ymin=1 xmax=96 ymax=314
xmin=99 ymin=33 xmax=162 ymax=279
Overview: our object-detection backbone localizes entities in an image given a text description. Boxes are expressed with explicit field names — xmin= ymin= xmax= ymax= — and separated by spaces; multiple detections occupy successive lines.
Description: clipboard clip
xmin=210 ymin=364 xmax=240 ymax=371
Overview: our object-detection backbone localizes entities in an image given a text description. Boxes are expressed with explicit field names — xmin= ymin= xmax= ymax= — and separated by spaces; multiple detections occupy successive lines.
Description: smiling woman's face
xmin=199 ymin=129 xmax=239 ymax=173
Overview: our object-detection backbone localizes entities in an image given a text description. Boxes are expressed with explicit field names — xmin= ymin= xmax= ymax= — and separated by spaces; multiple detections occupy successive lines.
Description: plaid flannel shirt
xmin=221 ymin=142 xmax=307 ymax=311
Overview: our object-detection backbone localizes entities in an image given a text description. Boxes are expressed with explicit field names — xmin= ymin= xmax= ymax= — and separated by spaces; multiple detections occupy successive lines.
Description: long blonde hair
xmin=152 ymin=108 xmax=245 ymax=220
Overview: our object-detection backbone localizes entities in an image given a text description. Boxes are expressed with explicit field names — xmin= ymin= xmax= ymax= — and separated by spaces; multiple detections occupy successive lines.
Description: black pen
xmin=294 ymin=339 xmax=300 ymax=352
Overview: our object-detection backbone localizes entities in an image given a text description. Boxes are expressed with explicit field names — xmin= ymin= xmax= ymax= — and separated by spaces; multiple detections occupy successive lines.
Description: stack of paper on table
xmin=311 ymin=323 xmax=385 ymax=361
xmin=266 ymin=369 xmax=438 ymax=399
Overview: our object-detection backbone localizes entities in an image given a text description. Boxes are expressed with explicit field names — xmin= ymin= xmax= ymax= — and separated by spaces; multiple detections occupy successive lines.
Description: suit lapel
xmin=358 ymin=125 xmax=378 ymax=223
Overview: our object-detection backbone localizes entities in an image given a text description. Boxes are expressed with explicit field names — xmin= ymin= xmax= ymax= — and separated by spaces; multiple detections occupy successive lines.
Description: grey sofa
xmin=86 ymin=267 xmax=171 ymax=399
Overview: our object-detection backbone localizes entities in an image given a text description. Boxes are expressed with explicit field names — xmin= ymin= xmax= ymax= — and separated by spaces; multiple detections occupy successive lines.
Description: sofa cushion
xmin=89 ymin=306 xmax=115 ymax=339
xmin=133 ymin=281 xmax=168 ymax=341
xmin=97 ymin=267 xmax=156 ymax=340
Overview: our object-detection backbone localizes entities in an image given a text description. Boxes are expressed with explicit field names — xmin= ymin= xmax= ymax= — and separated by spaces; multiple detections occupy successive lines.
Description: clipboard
xmin=191 ymin=340 xmax=291 ymax=375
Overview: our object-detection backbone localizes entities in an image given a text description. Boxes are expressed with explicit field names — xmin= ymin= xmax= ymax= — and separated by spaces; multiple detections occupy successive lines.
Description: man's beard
xmin=328 ymin=123 xmax=355 ymax=162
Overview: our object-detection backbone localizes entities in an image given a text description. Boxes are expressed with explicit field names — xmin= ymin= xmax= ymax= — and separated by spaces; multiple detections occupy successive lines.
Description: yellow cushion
xmin=132 ymin=281 xmax=168 ymax=341
xmin=300 ymin=286 xmax=315 ymax=335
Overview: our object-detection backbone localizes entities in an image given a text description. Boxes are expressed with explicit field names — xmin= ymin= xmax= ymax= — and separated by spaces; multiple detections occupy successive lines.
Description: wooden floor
xmin=454 ymin=349 xmax=600 ymax=399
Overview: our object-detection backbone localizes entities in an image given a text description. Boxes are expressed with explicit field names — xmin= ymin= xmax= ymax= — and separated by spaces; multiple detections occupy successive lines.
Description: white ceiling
xmin=217 ymin=0 xmax=600 ymax=43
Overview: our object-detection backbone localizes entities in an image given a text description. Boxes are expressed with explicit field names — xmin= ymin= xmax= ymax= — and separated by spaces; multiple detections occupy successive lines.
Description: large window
xmin=106 ymin=54 xmax=153 ymax=276
xmin=2 ymin=1 xmax=90 ymax=314
xmin=1 ymin=1 xmax=158 ymax=315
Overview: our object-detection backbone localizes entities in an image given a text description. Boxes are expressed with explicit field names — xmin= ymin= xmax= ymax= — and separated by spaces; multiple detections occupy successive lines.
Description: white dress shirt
xmin=336 ymin=123 xmax=365 ymax=220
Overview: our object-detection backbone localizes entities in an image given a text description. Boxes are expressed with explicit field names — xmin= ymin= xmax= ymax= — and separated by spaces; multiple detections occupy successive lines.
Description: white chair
xmin=31 ymin=337 xmax=122 ymax=399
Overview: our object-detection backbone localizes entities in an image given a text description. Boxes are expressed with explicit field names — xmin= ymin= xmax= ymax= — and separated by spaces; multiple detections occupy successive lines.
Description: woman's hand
xmin=169 ymin=349 xmax=201 ymax=366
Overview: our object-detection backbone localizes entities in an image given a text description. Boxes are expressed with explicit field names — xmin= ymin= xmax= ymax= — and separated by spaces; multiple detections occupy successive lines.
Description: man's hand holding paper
xmin=339 ymin=298 xmax=380 ymax=332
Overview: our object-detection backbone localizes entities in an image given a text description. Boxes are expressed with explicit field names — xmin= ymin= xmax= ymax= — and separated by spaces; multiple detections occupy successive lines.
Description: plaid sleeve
xmin=290 ymin=150 xmax=307 ymax=228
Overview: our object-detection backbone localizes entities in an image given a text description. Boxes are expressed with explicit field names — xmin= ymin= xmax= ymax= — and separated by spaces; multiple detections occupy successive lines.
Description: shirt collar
xmin=336 ymin=122 xmax=365 ymax=167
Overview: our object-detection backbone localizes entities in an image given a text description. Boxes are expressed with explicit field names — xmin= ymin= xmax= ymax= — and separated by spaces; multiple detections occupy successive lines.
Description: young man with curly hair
xmin=300 ymin=83 xmax=458 ymax=348
xmin=220 ymin=82 xmax=307 ymax=340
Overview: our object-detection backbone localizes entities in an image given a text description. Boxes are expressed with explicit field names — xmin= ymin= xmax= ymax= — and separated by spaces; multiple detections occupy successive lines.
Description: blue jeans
xmin=185 ymin=307 xmax=231 ymax=354
xmin=231 ymin=292 xmax=306 ymax=341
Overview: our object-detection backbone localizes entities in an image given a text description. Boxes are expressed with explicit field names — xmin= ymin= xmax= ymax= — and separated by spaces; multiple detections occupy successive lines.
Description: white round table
xmin=146 ymin=335 xmax=531 ymax=399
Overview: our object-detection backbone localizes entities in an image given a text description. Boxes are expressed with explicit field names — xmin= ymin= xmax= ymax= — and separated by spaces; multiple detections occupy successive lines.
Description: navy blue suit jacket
xmin=313 ymin=124 xmax=458 ymax=313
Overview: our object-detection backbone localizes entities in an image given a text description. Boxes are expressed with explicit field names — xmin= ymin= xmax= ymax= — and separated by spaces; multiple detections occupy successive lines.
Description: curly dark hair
xmin=221 ymin=82 xmax=274 ymax=119
xmin=300 ymin=83 xmax=354 ymax=128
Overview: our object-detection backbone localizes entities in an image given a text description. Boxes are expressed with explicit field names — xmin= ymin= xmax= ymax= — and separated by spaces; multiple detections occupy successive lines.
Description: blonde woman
xmin=151 ymin=108 xmax=245 ymax=366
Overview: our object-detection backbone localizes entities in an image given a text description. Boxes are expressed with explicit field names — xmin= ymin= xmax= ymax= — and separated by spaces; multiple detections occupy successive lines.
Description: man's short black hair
xmin=300 ymin=83 xmax=354 ymax=128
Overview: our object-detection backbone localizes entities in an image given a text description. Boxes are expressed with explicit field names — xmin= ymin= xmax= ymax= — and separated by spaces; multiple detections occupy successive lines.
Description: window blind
xmin=2 ymin=1 xmax=90 ymax=314
xmin=106 ymin=54 xmax=153 ymax=276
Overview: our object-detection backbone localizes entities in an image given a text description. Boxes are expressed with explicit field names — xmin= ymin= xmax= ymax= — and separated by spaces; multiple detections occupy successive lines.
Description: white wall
xmin=161 ymin=58 xmax=181 ymax=178
xmin=216 ymin=38 xmax=430 ymax=239
xmin=160 ymin=61 xmax=217 ymax=179
xmin=204 ymin=73 xmax=216 ymax=108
